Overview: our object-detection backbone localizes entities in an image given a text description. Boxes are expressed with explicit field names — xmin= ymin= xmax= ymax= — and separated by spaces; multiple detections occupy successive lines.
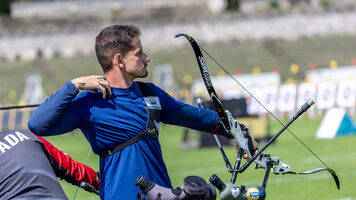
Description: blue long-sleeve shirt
xmin=28 ymin=81 xmax=219 ymax=200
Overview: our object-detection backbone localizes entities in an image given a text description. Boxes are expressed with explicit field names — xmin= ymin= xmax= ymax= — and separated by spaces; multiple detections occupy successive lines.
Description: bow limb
xmin=175 ymin=33 xmax=231 ymax=132
xmin=287 ymin=168 xmax=340 ymax=190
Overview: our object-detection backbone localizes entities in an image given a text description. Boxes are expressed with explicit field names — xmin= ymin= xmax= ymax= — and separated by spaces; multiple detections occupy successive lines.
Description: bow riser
xmin=225 ymin=110 xmax=253 ymax=158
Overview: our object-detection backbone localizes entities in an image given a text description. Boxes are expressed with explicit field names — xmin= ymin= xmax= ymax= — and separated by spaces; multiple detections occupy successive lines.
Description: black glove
xmin=210 ymin=118 xmax=234 ymax=139
xmin=239 ymin=123 xmax=250 ymax=138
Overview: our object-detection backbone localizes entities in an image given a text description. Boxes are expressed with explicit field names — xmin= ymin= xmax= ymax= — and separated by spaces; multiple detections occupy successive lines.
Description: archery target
xmin=336 ymin=80 xmax=356 ymax=108
xmin=316 ymin=81 xmax=336 ymax=110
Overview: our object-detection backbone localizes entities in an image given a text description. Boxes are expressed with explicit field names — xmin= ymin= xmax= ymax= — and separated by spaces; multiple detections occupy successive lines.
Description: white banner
xmin=223 ymin=88 xmax=242 ymax=100
xmin=277 ymin=84 xmax=297 ymax=114
xmin=336 ymin=79 xmax=356 ymax=108
xmin=316 ymin=81 xmax=336 ymax=110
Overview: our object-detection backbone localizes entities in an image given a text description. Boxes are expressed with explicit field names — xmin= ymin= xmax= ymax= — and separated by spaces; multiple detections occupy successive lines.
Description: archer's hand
xmin=71 ymin=75 xmax=112 ymax=99
xmin=235 ymin=136 xmax=258 ymax=160
xmin=235 ymin=124 xmax=259 ymax=160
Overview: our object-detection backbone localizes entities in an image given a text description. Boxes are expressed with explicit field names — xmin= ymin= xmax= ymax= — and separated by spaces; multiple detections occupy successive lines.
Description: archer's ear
xmin=113 ymin=53 xmax=123 ymax=69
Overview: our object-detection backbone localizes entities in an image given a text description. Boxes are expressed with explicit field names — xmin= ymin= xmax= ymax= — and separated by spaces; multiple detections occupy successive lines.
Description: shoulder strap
xmin=99 ymin=133 xmax=148 ymax=157
xmin=135 ymin=81 xmax=156 ymax=97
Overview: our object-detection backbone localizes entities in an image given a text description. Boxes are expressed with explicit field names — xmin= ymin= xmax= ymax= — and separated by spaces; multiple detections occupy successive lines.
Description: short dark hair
xmin=95 ymin=25 xmax=141 ymax=73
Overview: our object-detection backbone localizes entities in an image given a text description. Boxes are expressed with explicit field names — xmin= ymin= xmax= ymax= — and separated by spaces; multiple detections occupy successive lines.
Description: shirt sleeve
xmin=148 ymin=83 xmax=219 ymax=132
xmin=38 ymin=136 xmax=100 ymax=190
xmin=28 ymin=81 xmax=80 ymax=136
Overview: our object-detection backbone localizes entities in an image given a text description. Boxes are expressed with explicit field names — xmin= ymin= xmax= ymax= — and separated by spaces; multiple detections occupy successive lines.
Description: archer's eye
xmin=136 ymin=50 xmax=143 ymax=56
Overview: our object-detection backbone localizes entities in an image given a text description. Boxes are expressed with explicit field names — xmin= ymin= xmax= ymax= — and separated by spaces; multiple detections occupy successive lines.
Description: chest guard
xmin=100 ymin=82 xmax=161 ymax=157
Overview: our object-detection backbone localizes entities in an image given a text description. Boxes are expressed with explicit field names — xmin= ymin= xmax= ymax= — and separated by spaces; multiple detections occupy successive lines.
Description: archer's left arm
xmin=149 ymin=83 xmax=228 ymax=134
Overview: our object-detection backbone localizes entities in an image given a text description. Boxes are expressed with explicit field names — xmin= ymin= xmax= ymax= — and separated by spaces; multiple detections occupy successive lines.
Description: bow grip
xmin=226 ymin=110 xmax=255 ymax=159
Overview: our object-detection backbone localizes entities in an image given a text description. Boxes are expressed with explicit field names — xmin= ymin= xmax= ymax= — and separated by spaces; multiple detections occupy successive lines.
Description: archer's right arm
xmin=28 ymin=75 xmax=111 ymax=136
xmin=28 ymin=81 xmax=80 ymax=136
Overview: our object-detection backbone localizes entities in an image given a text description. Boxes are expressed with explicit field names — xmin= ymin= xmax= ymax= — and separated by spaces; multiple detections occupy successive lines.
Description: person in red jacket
xmin=0 ymin=129 xmax=99 ymax=199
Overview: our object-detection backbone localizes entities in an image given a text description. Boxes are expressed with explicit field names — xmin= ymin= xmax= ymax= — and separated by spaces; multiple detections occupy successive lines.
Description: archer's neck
xmin=105 ymin=71 xmax=134 ymax=89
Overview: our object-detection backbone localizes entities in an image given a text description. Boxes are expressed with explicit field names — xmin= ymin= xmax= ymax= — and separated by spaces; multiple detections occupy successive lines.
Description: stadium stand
xmin=1 ymin=0 xmax=356 ymax=61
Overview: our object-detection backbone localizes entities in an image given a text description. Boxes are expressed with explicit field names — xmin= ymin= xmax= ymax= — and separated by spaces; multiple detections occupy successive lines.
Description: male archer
xmin=28 ymin=24 xmax=258 ymax=199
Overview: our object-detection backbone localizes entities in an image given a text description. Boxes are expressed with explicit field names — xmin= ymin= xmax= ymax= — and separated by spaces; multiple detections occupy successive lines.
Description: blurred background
xmin=1 ymin=0 xmax=356 ymax=199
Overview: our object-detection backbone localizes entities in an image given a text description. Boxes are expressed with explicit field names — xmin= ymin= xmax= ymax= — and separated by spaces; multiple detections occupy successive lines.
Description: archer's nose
xmin=143 ymin=52 xmax=150 ymax=63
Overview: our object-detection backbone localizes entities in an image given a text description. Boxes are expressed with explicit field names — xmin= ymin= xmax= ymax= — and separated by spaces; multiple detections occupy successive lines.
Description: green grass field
xmin=44 ymin=117 xmax=355 ymax=200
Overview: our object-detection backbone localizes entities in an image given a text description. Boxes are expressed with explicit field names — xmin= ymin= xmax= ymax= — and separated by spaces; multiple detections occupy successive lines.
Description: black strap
xmin=136 ymin=81 xmax=156 ymax=97
xmin=99 ymin=132 xmax=148 ymax=157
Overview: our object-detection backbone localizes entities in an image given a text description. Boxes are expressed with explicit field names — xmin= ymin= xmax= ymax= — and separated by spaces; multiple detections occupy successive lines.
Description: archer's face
xmin=122 ymin=37 xmax=150 ymax=80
